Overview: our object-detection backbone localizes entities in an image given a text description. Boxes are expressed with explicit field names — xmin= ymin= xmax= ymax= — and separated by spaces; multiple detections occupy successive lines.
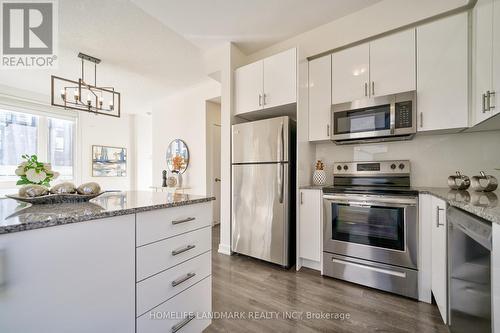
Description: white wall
xmin=152 ymin=79 xmax=221 ymax=195
xmin=78 ymin=112 xmax=135 ymax=190
xmin=135 ymin=114 xmax=153 ymax=190
xmin=316 ymin=131 xmax=500 ymax=187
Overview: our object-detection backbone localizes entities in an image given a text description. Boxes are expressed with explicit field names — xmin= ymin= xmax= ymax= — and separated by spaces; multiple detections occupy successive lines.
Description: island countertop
xmin=0 ymin=191 xmax=215 ymax=235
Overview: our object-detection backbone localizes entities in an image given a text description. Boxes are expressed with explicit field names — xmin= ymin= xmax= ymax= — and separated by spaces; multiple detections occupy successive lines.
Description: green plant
xmin=15 ymin=154 xmax=59 ymax=186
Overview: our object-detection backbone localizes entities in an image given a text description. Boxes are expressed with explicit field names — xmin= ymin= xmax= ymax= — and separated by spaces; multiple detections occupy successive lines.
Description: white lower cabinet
xmin=0 ymin=216 xmax=136 ymax=333
xmin=431 ymin=196 xmax=448 ymax=324
xmin=298 ymin=189 xmax=322 ymax=270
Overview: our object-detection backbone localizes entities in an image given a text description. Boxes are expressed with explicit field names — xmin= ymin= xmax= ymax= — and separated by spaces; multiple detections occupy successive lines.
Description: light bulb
xmin=74 ymin=90 xmax=79 ymax=101
xmin=60 ymin=89 xmax=66 ymax=100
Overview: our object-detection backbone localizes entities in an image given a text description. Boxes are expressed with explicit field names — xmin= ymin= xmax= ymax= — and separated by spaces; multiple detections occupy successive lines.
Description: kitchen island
xmin=0 ymin=191 xmax=214 ymax=333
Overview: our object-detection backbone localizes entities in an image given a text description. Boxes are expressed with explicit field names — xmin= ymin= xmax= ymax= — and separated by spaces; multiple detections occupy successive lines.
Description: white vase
xmin=175 ymin=172 xmax=183 ymax=188
xmin=313 ymin=170 xmax=326 ymax=186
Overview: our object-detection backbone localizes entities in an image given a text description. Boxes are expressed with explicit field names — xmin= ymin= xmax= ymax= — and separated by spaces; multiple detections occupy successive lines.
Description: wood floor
xmin=205 ymin=225 xmax=448 ymax=333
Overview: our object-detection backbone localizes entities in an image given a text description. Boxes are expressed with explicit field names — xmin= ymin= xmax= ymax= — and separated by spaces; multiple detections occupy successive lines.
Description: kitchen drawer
xmin=137 ymin=227 xmax=211 ymax=281
xmin=137 ymin=276 xmax=211 ymax=333
xmin=136 ymin=202 xmax=212 ymax=246
xmin=137 ymin=251 xmax=211 ymax=316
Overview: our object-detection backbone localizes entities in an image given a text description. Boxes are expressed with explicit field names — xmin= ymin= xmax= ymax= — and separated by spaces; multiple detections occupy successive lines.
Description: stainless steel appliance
xmin=322 ymin=160 xmax=419 ymax=299
xmin=231 ymin=116 xmax=296 ymax=267
xmin=448 ymin=206 xmax=492 ymax=333
xmin=331 ymin=90 xmax=416 ymax=144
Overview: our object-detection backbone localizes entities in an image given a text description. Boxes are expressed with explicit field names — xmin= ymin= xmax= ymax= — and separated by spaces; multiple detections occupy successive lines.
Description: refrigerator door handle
xmin=278 ymin=121 xmax=284 ymax=162
xmin=278 ymin=163 xmax=284 ymax=204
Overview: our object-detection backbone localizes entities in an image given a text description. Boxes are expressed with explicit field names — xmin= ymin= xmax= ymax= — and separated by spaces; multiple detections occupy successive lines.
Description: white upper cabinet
xmin=370 ymin=29 xmax=416 ymax=97
xmin=332 ymin=43 xmax=369 ymax=104
xmin=235 ymin=48 xmax=296 ymax=116
xmin=473 ymin=0 xmax=498 ymax=124
xmin=417 ymin=13 xmax=469 ymax=132
xmin=308 ymin=54 xmax=332 ymax=141
xmin=263 ymin=48 xmax=297 ymax=109
xmin=235 ymin=61 xmax=263 ymax=116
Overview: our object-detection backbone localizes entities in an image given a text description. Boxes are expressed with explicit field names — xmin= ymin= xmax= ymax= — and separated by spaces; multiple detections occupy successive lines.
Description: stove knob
xmin=390 ymin=163 xmax=397 ymax=170
xmin=399 ymin=163 xmax=405 ymax=170
xmin=336 ymin=165 xmax=342 ymax=171
xmin=343 ymin=165 xmax=348 ymax=171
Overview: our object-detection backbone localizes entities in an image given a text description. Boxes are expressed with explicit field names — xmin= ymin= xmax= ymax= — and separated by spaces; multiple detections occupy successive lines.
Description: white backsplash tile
xmin=315 ymin=130 xmax=500 ymax=187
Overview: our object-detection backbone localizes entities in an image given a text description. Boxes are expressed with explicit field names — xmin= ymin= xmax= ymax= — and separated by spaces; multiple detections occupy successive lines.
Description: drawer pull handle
xmin=171 ymin=272 xmax=196 ymax=287
xmin=171 ymin=313 xmax=195 ymax=333
xmin=171 ymin=244 xmax=196 ymax=256
xmin=171 ymin=217 xmax=196 ymax=225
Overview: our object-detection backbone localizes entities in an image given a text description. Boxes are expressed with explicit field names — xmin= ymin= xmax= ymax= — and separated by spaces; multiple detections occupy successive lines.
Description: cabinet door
xmin=417 ymin=13 xmax=469 ymax=132
xmin=370 ymin=29 xmax=416 ymax=96
xmin=235 ymin=60 xmax=263 ymax=115
xmin=0 ymin=216 xmax=136 ymax=333
xmin=332 ymin=43 xmax=369 ymax=104
xmin=299 ymin=189 xmax=321 ymax=262
xmin=418 ymin=194 xmax=433 ymax=303
xmin=263 ymin=48 xmax=297 ymax=109
xmin=308 ymin=55 xmax=332 ymax=141
xmin=492 ymin=0 xmax=500 ymax=116
xmin=431 ymin=197 xmax=448 ymax=324
xmin=473 ymin=0 xmax=494 ymax=124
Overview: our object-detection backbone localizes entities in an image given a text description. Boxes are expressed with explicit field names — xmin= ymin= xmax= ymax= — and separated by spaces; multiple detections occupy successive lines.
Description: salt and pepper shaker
xmin=162 ymin=170 xmax=167 ymax=187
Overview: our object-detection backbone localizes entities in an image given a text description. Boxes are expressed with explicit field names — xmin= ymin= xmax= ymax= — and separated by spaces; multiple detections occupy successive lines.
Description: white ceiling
xmin=130 ymin=0 xmax=383 ymax=54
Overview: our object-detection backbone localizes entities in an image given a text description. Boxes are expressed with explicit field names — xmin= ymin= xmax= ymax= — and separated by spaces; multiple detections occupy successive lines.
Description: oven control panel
xmin=333 ymin=160 xmax=411 ymax=175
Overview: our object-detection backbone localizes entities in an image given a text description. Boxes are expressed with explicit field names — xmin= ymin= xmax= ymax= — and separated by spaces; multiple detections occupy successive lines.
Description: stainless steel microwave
xmin=331 ymin=90 xmax=416 ymax=144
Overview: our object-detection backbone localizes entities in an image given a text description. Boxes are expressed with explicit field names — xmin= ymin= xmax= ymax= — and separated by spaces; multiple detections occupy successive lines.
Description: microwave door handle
xmin=390 ymin=102 xmax=396 ymax=134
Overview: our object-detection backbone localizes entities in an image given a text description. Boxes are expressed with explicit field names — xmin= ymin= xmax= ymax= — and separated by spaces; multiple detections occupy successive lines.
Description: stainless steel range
xmin=322 ymin=160 xmax=419 ymax=299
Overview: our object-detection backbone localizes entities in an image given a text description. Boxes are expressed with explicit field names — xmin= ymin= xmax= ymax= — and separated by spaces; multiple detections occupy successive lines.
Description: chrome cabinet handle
xmin=171 ymin=244 xmax=196 ymax=256
xmin=171 ymin=272 xmax=196 ymax=287
xmin=258 ymin=94 xmax=262 ymax=106
xmin=171 ymin=314 xmax=195 ymax=333
xmin=482 ymin=93 xmax=488 ymax=113
xmin=488 ymin=91 xmax=496 ymax=110
xmin=419 ymin=112 xmax=423 ymax=128
xmin=171 ymin=217 xmax=195 ymax=225
xmin=371 ymin=81 xmax=375 ymax=96
xmin=300 ymin=192 xmax=303 ymax=205
xmin=436 ymin=206 xmax=445 ymax=227
xmin=364 ymin=82 xmax=368 ymax=96
xmin=263 ymin=93 xmax=266 ymax=105
xmin=326 ymin=124 xmax=330 ymax=137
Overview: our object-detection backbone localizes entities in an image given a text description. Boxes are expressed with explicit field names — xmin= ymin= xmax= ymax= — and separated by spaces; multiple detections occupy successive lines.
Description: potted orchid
xmin=15 ymin=154 xmax=59 ymax=187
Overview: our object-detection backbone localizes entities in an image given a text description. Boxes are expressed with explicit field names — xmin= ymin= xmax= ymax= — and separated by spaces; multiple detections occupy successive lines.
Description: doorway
xmin=206 ymin=98 xmax=221 ymax=226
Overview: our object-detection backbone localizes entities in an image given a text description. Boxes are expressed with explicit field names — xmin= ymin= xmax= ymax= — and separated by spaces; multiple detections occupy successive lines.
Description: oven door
xmin=323 ymin=194 xmax=418 ymax=269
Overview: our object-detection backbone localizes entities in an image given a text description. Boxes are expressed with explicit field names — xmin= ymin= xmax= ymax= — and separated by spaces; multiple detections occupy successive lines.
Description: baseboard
xmin=217 ymin=243 xmax=231 ymax=255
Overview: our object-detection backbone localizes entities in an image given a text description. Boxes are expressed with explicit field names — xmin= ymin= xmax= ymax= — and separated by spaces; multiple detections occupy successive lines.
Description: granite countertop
xmin=0 ymin=191 xmax=215 ymax=235
xmin=300 ymin=184 xmax=500 ymax=225
xmin=416 ymin=187 xmax=500 ymax=225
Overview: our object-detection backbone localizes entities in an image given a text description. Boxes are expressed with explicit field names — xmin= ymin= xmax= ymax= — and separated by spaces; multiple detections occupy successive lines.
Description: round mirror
xmin=166 ymin=139 xmax=189 ymax=174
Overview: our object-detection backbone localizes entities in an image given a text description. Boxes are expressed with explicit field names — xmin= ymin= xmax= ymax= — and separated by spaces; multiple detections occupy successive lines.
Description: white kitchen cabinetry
xmin=235 ymin=48 xmax=296 ymax=116
xmin=331 ymin=43 xmax=370 ymax=104
xmin=418 ymin=194 xmax=433 ymax=303
xmin=0 ymin=216 xmax=136 ymax=333
xmin=431 ymin=196 xmax=448 ymax=324
xmin=473 ymin=0 xmax=499 ymax=125
xmin=235 ymin=60 xmax=263 ymax=115
xmin=297 ymin=189 xmax=322 ymax=271
xmin=263 ymin=48 xmax=297 ymax=109
xmin=370 ymin=29 xmax=416 ymax=97
xmin=417 ymin=13 xmax=469 ymax=132
xmin=308 ymin=54 xmax=332 ymax=141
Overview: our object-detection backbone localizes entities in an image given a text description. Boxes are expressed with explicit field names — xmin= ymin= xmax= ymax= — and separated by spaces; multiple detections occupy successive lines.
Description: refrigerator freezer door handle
xmin=278 ymin=122 xmax=284 ymax=162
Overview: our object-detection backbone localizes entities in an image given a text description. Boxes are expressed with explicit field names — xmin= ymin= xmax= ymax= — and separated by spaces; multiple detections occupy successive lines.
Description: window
xmin=0 ymin=110 xmax=38 ymax=181
xmin=48 ymin=118 xmax=74 ymax=180
xmin=0 ymin=108 xmax=76 ymax=185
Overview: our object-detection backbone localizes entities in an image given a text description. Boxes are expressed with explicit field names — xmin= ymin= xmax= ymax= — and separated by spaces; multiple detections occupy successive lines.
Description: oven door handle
xmin=323 ymin=195 xmax=417 ymax=206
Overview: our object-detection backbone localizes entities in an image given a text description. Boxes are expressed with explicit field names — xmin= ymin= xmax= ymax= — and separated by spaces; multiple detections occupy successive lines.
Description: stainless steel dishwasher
xmin=448 ymin=206 xmax=492 ymax=333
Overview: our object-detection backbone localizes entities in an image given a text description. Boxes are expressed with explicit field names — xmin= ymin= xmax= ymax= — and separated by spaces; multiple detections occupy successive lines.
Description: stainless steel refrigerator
xmin=231 ymin=116 xmax=295 ymax=267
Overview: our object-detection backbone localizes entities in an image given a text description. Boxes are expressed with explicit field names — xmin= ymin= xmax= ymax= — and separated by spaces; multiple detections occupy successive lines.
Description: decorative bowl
xmin=6 ymin=192 xmax=106 ymax=204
